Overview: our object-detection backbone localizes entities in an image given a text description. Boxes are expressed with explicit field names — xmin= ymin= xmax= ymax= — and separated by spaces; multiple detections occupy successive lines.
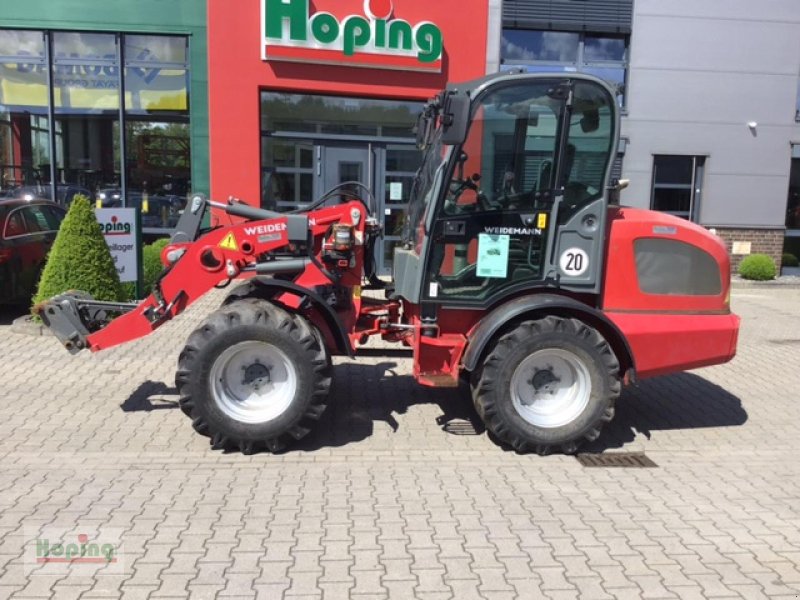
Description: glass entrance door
xmin=322 ymin=145 xmax=371 ymax=201
xmin=320 ymin=143 xmax=421 ymax=276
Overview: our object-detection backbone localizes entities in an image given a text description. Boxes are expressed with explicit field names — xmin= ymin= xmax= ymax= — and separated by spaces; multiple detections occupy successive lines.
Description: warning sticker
xmin=218 ymin=232 xmax=238 ymax=251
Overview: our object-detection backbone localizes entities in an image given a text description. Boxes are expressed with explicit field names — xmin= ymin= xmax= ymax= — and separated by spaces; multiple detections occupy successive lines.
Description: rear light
xmin=0 ymin=248 xmax=12 ymax=264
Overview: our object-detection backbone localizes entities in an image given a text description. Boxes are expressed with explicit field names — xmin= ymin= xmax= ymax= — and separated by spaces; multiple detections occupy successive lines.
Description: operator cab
xmin=394 ymin=71 xmax=620 ymax=307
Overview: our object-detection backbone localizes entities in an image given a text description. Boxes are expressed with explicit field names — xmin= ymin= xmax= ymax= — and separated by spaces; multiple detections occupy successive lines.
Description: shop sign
xmin=96 ymin=209 xmax=139 ymax=283
xmin=262 ymin=0 xmax=443 ymax=72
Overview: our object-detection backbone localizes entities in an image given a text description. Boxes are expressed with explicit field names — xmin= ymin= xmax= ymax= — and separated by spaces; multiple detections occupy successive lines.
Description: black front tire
xmin=471 ymin=316 xmax=620 ymax=455
xmin=176 ymin=299 xmax=332 ymax=454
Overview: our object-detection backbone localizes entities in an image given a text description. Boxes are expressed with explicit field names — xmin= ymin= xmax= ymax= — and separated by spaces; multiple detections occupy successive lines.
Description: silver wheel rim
xmin=510 ymin=348 xmax=591 ymax=428
xmin=209 ymin=341 xmax=298 ymax=424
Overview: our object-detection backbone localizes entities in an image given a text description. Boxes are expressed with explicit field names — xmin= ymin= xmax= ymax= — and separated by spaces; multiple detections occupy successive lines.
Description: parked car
xmin=0 ymin=199 xmax=66 ymax=305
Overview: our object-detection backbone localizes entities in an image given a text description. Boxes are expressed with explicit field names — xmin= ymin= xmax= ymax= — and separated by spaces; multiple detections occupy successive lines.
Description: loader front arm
xmin=38 ymin=199 xmax=370 ymax=353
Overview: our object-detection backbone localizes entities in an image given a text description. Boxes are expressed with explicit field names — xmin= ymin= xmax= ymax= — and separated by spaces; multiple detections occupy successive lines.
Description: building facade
xmin=2 ymin=0 xmax=799 ymax=270
xmin=498 ymin=0 xmax=800 ymax=269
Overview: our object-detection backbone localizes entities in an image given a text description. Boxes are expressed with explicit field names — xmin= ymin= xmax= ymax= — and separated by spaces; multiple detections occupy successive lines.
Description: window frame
xmin=650 ymin=154 xmax=706 ymax=223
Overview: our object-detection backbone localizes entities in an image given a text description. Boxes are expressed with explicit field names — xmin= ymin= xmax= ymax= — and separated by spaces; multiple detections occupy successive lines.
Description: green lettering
xmin=311 ymin=12 xmax=339 ymax=44
xmin=36 ymin=539 xmax=49 ymax=557
xmin=265 ymin=0 xmax=308 ymax=41
xmin=343 ymin=16 xmax=370 ymax=56
xmin=375 ymin=19 xmax=386 ymax=47
xmin=415 ymin=23 xmax=443 ymax=63
xmin=388 ymin=20 xmax=413 ymax=51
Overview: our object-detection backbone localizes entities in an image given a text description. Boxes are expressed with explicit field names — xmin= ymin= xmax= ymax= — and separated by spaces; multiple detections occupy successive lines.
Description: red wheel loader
xmin=37 ymin=72 xmax=740 ymax=455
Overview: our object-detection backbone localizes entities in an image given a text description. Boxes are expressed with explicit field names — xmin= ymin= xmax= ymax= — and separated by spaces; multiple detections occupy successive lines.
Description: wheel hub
xmin=242 ymin=362 xmax=271 ymax=389
xmin=510 ymin=348 xmax=591 ymax=428
xmin=209 ymin=341 xmax=298 ymax=424
xmin=529 ymin=367 xmax=560 ymax=399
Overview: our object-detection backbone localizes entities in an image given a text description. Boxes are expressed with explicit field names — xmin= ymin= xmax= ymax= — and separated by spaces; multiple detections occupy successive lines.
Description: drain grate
xmin=576 ymin=452 xmax=658 ymax=468
xmin=438 ymin=418 xmax=482 ymax=435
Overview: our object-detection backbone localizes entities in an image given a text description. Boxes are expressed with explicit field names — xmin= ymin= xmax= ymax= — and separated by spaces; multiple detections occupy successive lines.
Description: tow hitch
xmin=36 ymin=293 xmax=138 ymax=354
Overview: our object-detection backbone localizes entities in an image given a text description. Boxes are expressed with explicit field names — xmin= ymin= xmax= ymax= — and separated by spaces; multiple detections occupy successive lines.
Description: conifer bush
xmin=33 ymin=195 xmax=124 ymax=309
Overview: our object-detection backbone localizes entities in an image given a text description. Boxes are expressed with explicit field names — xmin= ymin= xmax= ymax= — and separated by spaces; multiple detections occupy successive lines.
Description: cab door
xmin=422 ymin=76 xmax=618 ymax=306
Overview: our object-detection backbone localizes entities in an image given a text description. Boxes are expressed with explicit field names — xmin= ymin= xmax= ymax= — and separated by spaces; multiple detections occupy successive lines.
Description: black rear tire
xmin=471 ymin=316 xmax=620 ymax=455
xmin=175 ymin=298 xmax=332 ymax=454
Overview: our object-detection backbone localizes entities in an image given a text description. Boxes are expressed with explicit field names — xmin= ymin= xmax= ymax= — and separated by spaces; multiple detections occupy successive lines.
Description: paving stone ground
xmin=0 ymin=288 xmax=798 ymax=599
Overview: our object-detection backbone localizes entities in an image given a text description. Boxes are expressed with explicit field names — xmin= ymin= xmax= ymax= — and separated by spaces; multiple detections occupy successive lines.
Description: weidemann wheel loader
xmin=38 ymin=71 xmax=740 ymax=455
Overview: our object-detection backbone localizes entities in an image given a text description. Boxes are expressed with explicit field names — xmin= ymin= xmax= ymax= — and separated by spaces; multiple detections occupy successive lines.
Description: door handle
xmin=443 ymin=221 xmax=466 ymax=236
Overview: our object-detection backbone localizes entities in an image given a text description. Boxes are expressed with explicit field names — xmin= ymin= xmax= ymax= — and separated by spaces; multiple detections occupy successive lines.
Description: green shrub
xmin=738 ymin=254 xmax=777 ymax=281
xmin=121 ymin=238 xmax=170 ymax=300
xmin=33 ymin=195 xmax=123 ymax=309
xmin=782 ymin=252 xmax=799 ymax=267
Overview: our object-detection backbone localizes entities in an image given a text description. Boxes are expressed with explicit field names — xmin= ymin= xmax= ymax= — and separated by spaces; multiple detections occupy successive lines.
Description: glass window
xmin=0 ymin=30 xmax=45 ymax=61
xmin=584 ymin=35 xmax=626 ymax=62
xmin=501 ymin=29 xmax=629 ymax=107
xmin=3 ymin=208 xmax=27 ymax=237
xmin=43 ymin=204 xmax=66 ymax=226
xmin=261 ymin=138 xmax=315 ymax=211
xmin=0 ymin=29 xmax=191 ymax=225
xmin=786 ymin=156 xmax=800 ymax=230
xmin=261 ymin=93 xmax=421 ymax=138
xmin=0 ymin=30 xmax=51 ymax=197
xmin=651 ymin=155 xmax=705 ymax=222
xmin=501 ymin=30 xmax=579 ymax=63
xmin=21 ymin=204 xmax=59 ymax=231
xmin=53 ymin=32 xmax=116 ymax=62
xmin=122 ymin=36 xmax=190 ymax=230
xmin=795 ymin=78 xmax=800 ymax=122
xmin=124 ymin=36 xmax=189 ymax=115
xmin=559 ymin=81 xmax=614 ymax=221
xmin=125 ymin=35 xmax=187 ymax=65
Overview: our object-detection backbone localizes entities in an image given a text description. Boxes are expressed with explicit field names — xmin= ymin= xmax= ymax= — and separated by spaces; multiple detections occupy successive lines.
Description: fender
xmin=223 ymin=277 xmax=354 ymax=357
xmin=461 ymin=293 xmax=635 ymax=380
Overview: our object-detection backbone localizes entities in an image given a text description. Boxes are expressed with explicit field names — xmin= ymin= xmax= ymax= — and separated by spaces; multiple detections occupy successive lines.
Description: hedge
xmin=738 ymin=254 xmax=777 ymax=281
xmin=122 ymin=238 xmax=170 ymax=300
xmin=782 ymin=252 xmax=799 ymax=268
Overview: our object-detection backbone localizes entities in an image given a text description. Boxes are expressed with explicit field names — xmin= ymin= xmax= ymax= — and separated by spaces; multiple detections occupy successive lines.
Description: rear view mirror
xmin=441 ymin=92 xmax=470 ymax=146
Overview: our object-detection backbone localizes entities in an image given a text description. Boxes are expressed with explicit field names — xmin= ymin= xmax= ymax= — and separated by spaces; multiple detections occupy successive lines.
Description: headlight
xmin=98 ymin=193 xmax=107 ymax=200
xmin=23 ymin=193 xmax=34 ymax=201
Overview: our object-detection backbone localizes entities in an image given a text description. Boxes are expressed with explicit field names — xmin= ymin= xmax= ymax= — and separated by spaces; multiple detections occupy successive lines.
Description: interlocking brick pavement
xmin=0 ymin=288 xmax=798 ymax=599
